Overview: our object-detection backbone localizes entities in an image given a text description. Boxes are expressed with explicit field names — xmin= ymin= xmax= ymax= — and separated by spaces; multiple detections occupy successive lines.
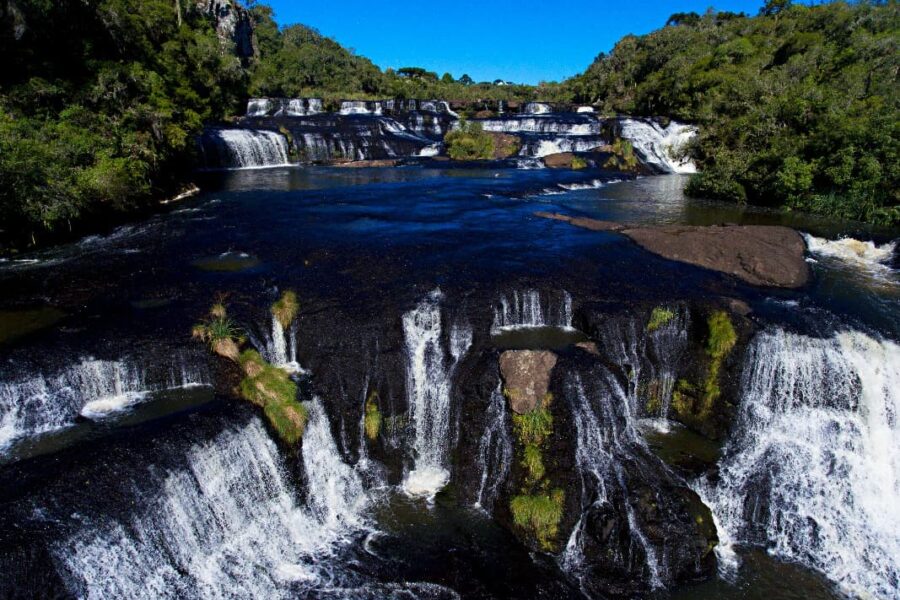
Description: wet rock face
xmin=499 ymin=350 xmax=557 ymax=414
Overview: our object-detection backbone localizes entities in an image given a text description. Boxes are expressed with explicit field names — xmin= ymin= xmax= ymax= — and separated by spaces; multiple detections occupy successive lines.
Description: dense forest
xmin=0 ymin=0 xmax=897 ymax=250
xmin=569 ymin=0 xmax=899 ymax=224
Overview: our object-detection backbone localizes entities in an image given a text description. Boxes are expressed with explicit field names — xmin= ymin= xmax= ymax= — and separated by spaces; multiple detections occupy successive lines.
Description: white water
xmin=55 ymin=405 xmax=368 ymax=599
xmin=477 ymin=117 xmax=601 ymax=135
xmin=206 ymin=129 xmax=290 ymax=169
xmin=523 ymin=102 xmax=552 ymax=114
xmin=286 ymin=98 xmax=324 ymax=116
xmin=702 ymin=329 xmax=900 ymax=598
xmin=246 ymin=98 xmax=271 ymax=117
xmin=0 ymin=357 xmax=208 ymax=450
xmin=491 ymin=290 xmax=573 ymax=334
xmin=340 ymin=100 xmax=382 ymax=116
xmin=804 ymin=234 xmax=896 ymax=278
xmin=263 ymin=315 xmax=302 ymax=374
xmin=560 ymin=373 xmax=664 ymax=590
xmin=524 ymin=137 xmax=607 ymax=158
xmin=401 ymin=290 xmax=471 ymax=498
xmin=619 ymin=119 xmax=697 ymax=174
xmin=474 ymin=384 xmax=513 ymax=511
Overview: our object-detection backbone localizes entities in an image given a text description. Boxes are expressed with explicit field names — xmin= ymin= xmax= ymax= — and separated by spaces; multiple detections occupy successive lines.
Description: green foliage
xmin=569 ymin=2 xmax=900 ymax=224
xmin=271 ymin=290 xmax=299 ymax=329
xmin=0 ymin=0 xmax=247 ymax=248
xmin=570 ymin=156 xmax=588 ymax=170
xmin=444 ymin=121 xmax=495 ymax=161
xmin=238 ymin=348 xmax=308 ymax=444
xmin=706 ymin=311 xmax=737 ymax=359
xmin=647 ymin=307 xmax=675 ymax=332
xmin=522 ymin=443 xmax=546 ymax=483
xmin=510 ymin=490 xmax=565 ymax=551
xmin=511 ymin=394 xmax=554 ymax=446
xmin=364 ymin=391 xmax=382 ymax=441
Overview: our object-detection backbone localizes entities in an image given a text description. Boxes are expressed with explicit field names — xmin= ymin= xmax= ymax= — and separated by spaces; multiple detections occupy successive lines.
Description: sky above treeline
xmin=262 ymin=0 xmax=791 ymax=84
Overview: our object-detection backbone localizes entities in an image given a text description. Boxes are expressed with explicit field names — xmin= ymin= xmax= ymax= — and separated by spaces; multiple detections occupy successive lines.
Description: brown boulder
xmin=487 ymin=132 xmax=522 ymax=159
xmin=333 ymin=159 xmax=399 ymax=168
xmin=542 ymin=152 xmax=578 ymax=169
xmin=535 ymin=212 xmax=809 ymax=289
xmin=499 ymin=350 xmax=558 ymax=414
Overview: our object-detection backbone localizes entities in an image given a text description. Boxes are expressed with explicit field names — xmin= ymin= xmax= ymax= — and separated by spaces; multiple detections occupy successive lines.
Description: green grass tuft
xmin=571 ymin=156 xmax=588 ymax=170
xmin=510 ymin=490 xmax=565 ymax=551
xmin=522 ymin=443 xmax=546 ymax=483
xmin=511 ymin=395 xmax=554 ymax=446
xmin=706 ymin=311 xmax=737 ymax=359
xmin=647 ymin=306 xmax=676 ymax=332
xmin=271 ymin=290 xmax=299 ymax=329
xmin=364 ymin=391 xmax=382 ymax=441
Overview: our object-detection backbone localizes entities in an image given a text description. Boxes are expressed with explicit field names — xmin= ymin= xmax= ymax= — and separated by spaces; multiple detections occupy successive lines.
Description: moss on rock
xmin=271 ymin=290 xmax=299 ymax=329
xmin=647 ymin=306 xmax=675 ymax=332
xmin=510 ymin=490 xmax=565 ymax=551
xmin=364 ymin=390 xmax=382 ymax=441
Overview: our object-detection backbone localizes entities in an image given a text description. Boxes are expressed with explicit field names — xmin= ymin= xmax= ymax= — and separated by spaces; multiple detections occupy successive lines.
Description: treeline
xmin=245 ymin=5 xmax=566 ymax=103
xmin=568 ymin=1 xmax=899 ymax=225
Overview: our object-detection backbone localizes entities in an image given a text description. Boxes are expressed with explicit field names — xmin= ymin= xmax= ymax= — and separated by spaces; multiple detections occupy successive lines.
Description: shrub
xmin=571 ymin=156 xmax=588 ymax=170
xmin=444 ymin=120 xmax=495 ymax=160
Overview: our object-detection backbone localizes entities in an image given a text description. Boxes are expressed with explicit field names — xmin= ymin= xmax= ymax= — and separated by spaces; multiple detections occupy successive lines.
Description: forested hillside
xmin=568 ymin=1 xmax=899 ymax=224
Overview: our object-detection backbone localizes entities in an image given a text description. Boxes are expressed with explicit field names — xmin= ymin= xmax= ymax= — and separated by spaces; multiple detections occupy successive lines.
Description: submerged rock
xmin=499 ymin=350 xmax=557 ymax=414
xmin=537 ymin=212 xmax=810 ymax=288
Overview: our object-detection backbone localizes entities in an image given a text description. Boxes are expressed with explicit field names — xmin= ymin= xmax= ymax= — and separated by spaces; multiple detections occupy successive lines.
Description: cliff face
xmin=195 ymin=0 xmax=255 ymax=60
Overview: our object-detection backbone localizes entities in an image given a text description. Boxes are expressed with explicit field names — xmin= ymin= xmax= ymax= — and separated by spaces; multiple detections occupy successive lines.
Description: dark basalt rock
xmin=537 ymin=213 xmax=810 ymax=289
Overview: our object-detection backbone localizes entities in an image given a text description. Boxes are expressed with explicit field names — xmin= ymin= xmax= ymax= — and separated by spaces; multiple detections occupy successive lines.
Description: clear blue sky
xmin=262 ymin=1 xmax=777 ymax=84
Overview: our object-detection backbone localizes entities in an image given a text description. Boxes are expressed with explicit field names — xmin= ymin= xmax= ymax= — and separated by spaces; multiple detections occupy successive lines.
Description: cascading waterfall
xmin=474 ymin=384 xmax=513 ymax=511
xmin=477 ymin=117 xmax=602 ymax=135
xmin=401 ymin=290 xmax=471 ymax=498
xmin=0 ymin=356 xmax=208 ymax=451
xmin=54 ymin=401 xmax=368 ymax=599
xmin=700 ymin=329 xmax=900 ymax=598
xmin=560 ymin=373 xmax=665 ymax=590
xmin=619 ymin=119 xmax=697 ymax=174
xmin=262 ymin=315 xmax=301 ymax=374
xmin=522 ymin=102 xmax=552 ymax=114
xmin=491 ymin=290 xmax=573 ymax=333
xmin=201 ymin=129 xmax=290 ymax=169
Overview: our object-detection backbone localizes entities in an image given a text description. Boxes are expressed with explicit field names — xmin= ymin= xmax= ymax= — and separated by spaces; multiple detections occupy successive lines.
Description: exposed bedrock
xmin=537 ymin=213 xmax=810 ymax=288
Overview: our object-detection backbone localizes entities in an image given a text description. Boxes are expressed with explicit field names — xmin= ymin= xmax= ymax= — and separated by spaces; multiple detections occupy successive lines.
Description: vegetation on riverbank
xmin=444 ymin=121 xmax=495 ymax=160
xmin=568 ymin=1 xmax=899 ymax=224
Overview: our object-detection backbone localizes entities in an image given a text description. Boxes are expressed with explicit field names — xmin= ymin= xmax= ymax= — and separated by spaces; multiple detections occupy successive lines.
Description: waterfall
xmin=560 ymin=373 xmax=665 ymax=590
xmin=246 ymin=98 xmax=271 ymax=117
xmin=474 ymin=384 xmax=513 ymax=510
xmin=0 ymin=356 xmax=208 ymax=451
xmin=262 ymin=316 xmax=301 ymax=374
xmin=201 ymin=129 xmax=290 ymax=169
xmin=619 ymin=119 xmax=697 ymax=174
xmin=491 ymin=290 xmax=573 ymax=333
xmin=340 ymin=100 xmax=382 ymax=115
xmin=523 ymin=102 xmax=552 ymax=114
xmin=401 ymin=290 xmax=471 ymax=498
xmin=702 ymin=329 xmax=900 ymax=598
xmin=54 ymin=405 xmax=369 ymax=598
xmin=286 ymin=98 xmax=323 ymax=117
xmin=477 ymin=117 xmax=601 ymax=135
xmin=520 ymin=137 xmax=607 ymax=158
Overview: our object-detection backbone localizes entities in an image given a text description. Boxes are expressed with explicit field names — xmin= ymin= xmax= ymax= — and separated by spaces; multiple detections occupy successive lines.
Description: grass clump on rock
xmin=364 ymin=390 xmax=382 ymax=441
xmin=271 ymin=290 xmax=299 ymax=329
xmin=510 ymin=490 xmax=565 ymax=551
xmin=193 ymin=301 xmax=307 ymax=445
xmin=510 ymin=393 xmax=554 ymax=445
xmin=647 ymin=306 xmax=675 ymax=332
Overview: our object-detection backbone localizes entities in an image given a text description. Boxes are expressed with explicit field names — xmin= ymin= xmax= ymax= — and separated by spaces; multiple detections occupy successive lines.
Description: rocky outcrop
xmin=536 ymin=213 xmax=810 ymax=288
xmin=195 ymin=0 xmax=255 ymax=59
xmin=499 ymin=350 xmax=557 ymax=414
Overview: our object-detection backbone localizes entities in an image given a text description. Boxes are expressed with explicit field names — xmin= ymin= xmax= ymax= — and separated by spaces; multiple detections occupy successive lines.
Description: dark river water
xmin=0 ymin=167 xmax=897 ymax=599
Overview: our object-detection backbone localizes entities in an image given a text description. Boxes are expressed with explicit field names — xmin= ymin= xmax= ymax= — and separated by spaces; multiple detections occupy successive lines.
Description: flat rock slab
xmin=499 ymin=350 xmax=557 ymax=414
xmin=536 ymin=212 xmax=809 ymax=289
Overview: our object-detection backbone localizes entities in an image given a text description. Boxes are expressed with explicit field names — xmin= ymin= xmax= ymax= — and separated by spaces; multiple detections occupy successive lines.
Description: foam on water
xmin=55 ymin=401 xmax=369 ymax=599
xmin=804 ymin=234 xmax=896 ymax=274
xmin=702 ymin=329 xmax=900 ymax=598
